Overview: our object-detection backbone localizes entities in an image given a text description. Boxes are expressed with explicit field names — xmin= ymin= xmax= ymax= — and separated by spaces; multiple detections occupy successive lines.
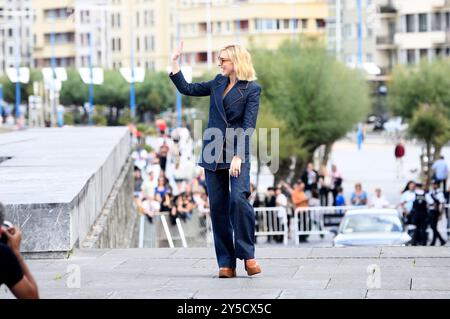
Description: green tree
xmin=252 ymin=37 xmax=370 ymax=179
xmin=389 ymin=59 xmax=450 ymax=119
xmin=94 ymin=70 xmax=128 ymax=109
xmin=0 ymin=70 xmax=42 ymax=105
xmin=389 ymin=59 xmax=450 ymax=176
xmin=135 ymin=72 xmax=175 ymax=120
xmin=60 ymin=69 xmax=88 ymax=106
xmin=408 ymin=104 xmax=450 ymax=184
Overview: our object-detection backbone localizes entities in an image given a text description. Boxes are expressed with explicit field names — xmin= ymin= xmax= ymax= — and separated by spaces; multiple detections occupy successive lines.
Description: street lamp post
xmin=129 ymin=7 xmax=136 ymax=119
xmin=336 ymin=0 xmax=342 ymax=61
xmin=0 ymin=84 xmax=3 ymax=124
xmin=357 ymin=0 xmax=363 ymax=67
xmin=175 ymin=8 xmax=182 ymax=128
xmin=88 ymin=30 xmax=95 ymax=125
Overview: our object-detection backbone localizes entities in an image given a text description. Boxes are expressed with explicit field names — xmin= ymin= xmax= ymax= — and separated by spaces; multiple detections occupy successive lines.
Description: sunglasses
xmin=217 ymin=57 xmax=232 ymax=65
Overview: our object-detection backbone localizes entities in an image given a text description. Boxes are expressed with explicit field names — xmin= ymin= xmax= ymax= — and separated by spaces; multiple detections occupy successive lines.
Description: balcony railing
xmin=379 ymin=4 xmax=397 ymax=14
xmin=376 ymin=35 xmax=396 ymax=45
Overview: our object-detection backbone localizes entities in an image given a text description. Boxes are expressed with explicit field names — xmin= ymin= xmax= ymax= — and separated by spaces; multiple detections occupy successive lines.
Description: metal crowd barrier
xmin=254 ymin=207 xmax=289 ymax=246
xmin=202 ymin=206 xmax=289 ymax=246
xmin=138 ymin=211 xmax=188 ymax=248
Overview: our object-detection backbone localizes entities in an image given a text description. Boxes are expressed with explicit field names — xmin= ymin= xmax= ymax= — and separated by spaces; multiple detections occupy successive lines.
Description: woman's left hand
xmin=230 ymin=156 xmax=242 ymax=178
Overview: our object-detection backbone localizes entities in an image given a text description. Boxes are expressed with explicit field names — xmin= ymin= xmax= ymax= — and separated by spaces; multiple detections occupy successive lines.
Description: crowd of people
xmin=132 ymin=126 xmax=450 ymax=247
xmin=399 ymin=180 xmax=448 ymax=246
xmin=132 ymin=129 xmax=209 ymax=226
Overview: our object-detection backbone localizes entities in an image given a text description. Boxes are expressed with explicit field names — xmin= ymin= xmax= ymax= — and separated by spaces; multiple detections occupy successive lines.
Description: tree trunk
xmin=321 ymin=142 xmax=333 ymax=167
xmin=426 ymin=141 xmax=432 ymax=187
xmin=256 ymin=159 xmax=261 ymax=189
xmin=433 ymin=143 xmax=442 ymax=163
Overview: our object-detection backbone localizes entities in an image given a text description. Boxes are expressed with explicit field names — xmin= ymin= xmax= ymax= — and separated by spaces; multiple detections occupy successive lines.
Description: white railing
xmin=138 ymin=212 xmax=188 ymax=248
xmin=254 ymin=207 xmax=289 ymax=246
xmin=202 ymin=206 xmax=289 ymax=246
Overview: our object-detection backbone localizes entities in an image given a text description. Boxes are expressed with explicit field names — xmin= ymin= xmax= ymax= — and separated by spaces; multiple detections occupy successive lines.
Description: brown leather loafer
xmin=244 ymin=259 xmax=262 ymax=276
xmin=218 ymin=267 xmax=236 ymax=278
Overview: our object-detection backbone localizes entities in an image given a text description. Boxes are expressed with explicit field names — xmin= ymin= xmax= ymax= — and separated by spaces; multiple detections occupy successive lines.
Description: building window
xmin=343 ymin=23 xmax=353 ymax=39
xmin=199 ymin=22 xmax=207 ymax=35
xmin=418 ymin=13 xmax=428 ymax=32
xmin=301 ymin=19 xmax=308 ymax=29
xmin=44 ymin=32 xmax=75 ymax=44
xmin=406 ymin=14 xmax=415 ymax=33
xmin=136 ymin=37 xmax=140 ymax=52
xmin=407 ymin=49 xmax=415 ymax=64
xmin=432 ymin=12 xmax=442 ymax=31
xmin=239 ymin=20 xmax=249 ymax=31
xmin=111 ymin=13 xmax=121 ymax=28
xmin=316 ymin=19 xmax=326 ymax=29
xmin=144 ymin=10 xmax=154 ymax=26
xmin=44 ymin=8 xmax=72 ymax=20
xmin=197 ymin=52 xmax=207 ymax=63
xmin=216 ymin=21 xmax=222 ymax=33
xmin=419 ymin=49 xmax=428 ymax=60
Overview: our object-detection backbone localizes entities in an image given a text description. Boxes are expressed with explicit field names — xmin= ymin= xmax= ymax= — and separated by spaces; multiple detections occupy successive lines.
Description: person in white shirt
xmin=141 ymin=194 xmax=161 ymax=223
xmin=274 ymin=187 xmax=289 ymax=243
xmin=428 ymin=180 xmax=447 ymax=246
xmin=141 ymin=171 xmax=157 ymax=199
xmin=369 ymin=188 xmax=390 ymax=209
xmin=399 ymin=181 xmax=416 ymax=224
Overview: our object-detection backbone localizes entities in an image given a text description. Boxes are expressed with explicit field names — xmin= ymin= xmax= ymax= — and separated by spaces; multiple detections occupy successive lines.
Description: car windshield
xmin=341 ymin=214 xmax=403 ymax=234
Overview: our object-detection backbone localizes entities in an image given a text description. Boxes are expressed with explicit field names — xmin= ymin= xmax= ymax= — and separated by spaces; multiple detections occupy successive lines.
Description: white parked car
xmin=383 ymin=116 xmax=408 ymax=134
xmin=333 ymin=209 xmax=412 ymax=247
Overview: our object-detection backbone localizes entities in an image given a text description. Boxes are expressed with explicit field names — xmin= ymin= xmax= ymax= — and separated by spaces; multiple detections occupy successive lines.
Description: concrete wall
xmin=1 ymin=127 xmax=132 ymax=258
xmin=81 ymin=158 xmax=139 ymax=249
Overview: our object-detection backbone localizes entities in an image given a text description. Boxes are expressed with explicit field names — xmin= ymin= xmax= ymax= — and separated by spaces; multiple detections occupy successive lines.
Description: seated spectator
xmin=141 ymin=171 xmax=157 ymax=199
xmin=195 ymin=192 xmax=210 ymax=218
xmin=351 ymin=183 xmax=368 ymax=206
xmin=369 ymin=188 xmax=390 ymax=209
xmin=141 ymin=194 xmax=161 ymax=223
xmin=154 ymin=176 xmax=168 ymax=198
xmin=161 ymin=192 xmax=174 ymax=214
xmin=0 ymin=203 xmax=39 ymax=299
xmin=134 ymin=166 xmax=143 ymax=198
xmin=171 ymin=195 xmax=190 ymax=224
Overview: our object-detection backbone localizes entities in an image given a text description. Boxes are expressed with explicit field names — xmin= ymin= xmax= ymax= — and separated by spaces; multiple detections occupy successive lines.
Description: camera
xmin=0 ymin=221 xmax=12 ymax=244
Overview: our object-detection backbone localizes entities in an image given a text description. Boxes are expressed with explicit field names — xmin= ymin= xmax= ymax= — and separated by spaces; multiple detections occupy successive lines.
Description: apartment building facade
xmin=328 ymin=0 xmax=450 ymax=82
xmin=0 ymin=0 xmax=34 ymax=73
xmin=394 ymin=0 xmax=450 ymax=65
xmin=32 ymin=0 xmax=174 ymax=71
xmin=176 ymin=0 xmax=328 ymax=76
xmin=327 ymin=0 xmax=396 ymax=82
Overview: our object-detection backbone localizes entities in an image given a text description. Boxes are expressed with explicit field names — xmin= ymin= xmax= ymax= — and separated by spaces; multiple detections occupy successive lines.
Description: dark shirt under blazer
xmin=169 ymin=71 xmax=262 ymax=172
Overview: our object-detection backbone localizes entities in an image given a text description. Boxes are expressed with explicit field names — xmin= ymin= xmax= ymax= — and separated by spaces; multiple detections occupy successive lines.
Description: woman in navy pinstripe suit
xmin=169 ymin=42 xmax=262 ymax=278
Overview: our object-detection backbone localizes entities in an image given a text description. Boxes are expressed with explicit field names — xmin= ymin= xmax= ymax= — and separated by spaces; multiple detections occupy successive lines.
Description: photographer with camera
xmin=0 ymin=203 xmax=39 ymax=299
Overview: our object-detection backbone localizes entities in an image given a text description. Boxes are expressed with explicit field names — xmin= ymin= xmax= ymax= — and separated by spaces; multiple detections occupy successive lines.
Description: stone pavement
xmin=1 ymin=247 xmax=450 ymax=299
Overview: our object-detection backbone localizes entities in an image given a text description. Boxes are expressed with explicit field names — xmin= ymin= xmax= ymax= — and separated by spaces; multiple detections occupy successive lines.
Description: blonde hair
xmin=219 ymin=44 xmax=257 ymax=81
